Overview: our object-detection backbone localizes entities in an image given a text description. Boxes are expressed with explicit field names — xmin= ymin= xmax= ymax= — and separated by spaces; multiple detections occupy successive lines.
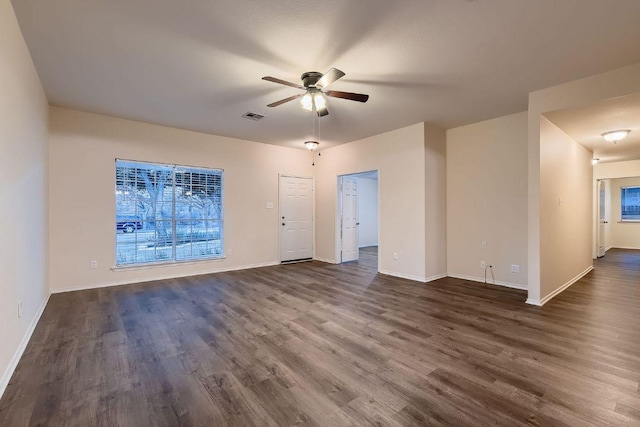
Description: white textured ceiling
xmin=544 ymin=93 xmax=640 ymax=164
xmin=11 ymin=0 xmax=640 ymax=149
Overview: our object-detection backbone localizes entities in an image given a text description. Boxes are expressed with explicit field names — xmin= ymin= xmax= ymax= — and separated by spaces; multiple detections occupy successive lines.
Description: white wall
xmin=446 ymin=112 xmax=528 ymax=289
xmin=48 ymin=107 xmax=314 ymax=292
xmin=528 ymin=63 xmax=640 ymax=304
xmin=538 ymin=116 xmax=593 ymax=304
xmin=424 ymin=124 xmax=447 ymax=280
xmin=357 ymin=177 xmax=378 ymax=247
xmin=0 ymin=0 xmax=49 ymax=398
xmin=315 ymin=123 xmax=428 ymax=281
xmin=608 ymin=177 xmax=640 ymax=250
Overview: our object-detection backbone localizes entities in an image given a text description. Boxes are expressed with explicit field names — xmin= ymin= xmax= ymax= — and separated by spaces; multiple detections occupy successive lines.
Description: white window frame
xmin=621 ymin=185 xmax=640 ymax=223
xmin=115 ymin=159 xmax=224 ymax=266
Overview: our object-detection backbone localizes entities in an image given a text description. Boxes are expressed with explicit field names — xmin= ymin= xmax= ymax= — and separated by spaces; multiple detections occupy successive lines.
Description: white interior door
xmin=341 ymin=177 xmax=359 ymax=262
xmin=279 ymin=176 xmax=313 ymax=262
xmin=597 ymin=180 xmax=607 ymax=258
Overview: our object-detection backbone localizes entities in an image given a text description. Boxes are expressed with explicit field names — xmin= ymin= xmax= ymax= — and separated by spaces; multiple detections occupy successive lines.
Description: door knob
xmin=356 ymin=222 xmax=360 ymax=225
xmin=282 ymin=223 xmax=285 ymax=226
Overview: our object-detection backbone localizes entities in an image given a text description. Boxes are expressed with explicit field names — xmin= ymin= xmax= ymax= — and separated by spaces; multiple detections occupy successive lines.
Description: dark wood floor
xmin=2 ymin=247 xmax=640 ymax=426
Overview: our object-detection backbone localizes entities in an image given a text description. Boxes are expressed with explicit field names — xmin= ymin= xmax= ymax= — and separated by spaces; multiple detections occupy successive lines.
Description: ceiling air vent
xmin=242 ymin=112 xmax=265 ymax=121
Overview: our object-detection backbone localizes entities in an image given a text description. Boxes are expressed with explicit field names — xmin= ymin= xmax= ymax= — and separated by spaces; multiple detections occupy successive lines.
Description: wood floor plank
xmin=3 ymin=247 xmax=640 ymax=426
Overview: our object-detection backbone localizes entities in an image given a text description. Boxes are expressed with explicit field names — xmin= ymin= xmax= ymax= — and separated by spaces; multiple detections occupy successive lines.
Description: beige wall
xmin=315 ymin=123 xmax=428 ymax=281
xmin=595 ymin=159 xmax=640 ymax=180
xmin=446 ymin=112 xmax=528 ymax=289
xmin=538 ymin=116 xmax=593 ymax=303
xmin=608 ymin=177 xmax=640 ymax=250
xmin=528 ymin=63 xmax=640 ymax=303
xmin=424 ymin=124 xmax=447 ymax=280
xmin=0 ymin=0 xmax=49 ymax=397
xmin=48 ymin=107 xmax=314 ymax=292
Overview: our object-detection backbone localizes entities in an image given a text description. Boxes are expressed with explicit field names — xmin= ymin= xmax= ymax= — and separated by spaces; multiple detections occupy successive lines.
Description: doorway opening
xmin=594 ymin=176 xmax=640 ymax=259
xmin=337 ymin=171 xmax=379 ymax=269
xmin=596 ymin=179 xmax=608 ymax=258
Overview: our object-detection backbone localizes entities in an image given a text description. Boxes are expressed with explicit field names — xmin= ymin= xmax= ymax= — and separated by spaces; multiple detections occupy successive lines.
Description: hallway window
xmin=115 ymin=160 xmax=224 ymax=265
xmin=621 ymin=186 xmax=640 ymax=222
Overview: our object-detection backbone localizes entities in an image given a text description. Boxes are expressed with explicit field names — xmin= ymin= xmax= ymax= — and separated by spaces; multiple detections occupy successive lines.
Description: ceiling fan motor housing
xmin=301 ymin=71 xmax=322 ymax=88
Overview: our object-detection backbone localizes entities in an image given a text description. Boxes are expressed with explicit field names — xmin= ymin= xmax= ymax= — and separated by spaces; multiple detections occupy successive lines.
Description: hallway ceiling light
xmin=304 ymin=141 xmax=319 ymax=151
xmin=601 ymin=129 xmax=631 ymax=143
xmin=591 ymin=158 xmax=600 ymax=165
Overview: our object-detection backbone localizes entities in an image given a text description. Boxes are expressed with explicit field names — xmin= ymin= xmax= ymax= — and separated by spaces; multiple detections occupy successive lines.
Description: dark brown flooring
xmin=2 ymin=247 xmax=640 ymax=426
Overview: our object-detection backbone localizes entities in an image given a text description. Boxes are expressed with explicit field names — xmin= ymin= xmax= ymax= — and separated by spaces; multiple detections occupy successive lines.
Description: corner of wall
xmin=424 ymin=123 xmax=447 ymax=279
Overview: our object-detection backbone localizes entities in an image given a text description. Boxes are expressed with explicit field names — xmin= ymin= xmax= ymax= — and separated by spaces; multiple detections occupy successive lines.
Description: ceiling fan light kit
xmin=601 ymin=129 xmax=631 ymax=143
xmin=300 ymin=89 xmax=326 ymax=112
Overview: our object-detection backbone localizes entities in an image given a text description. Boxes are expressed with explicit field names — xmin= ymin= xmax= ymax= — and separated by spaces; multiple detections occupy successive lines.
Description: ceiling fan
xmin=262 ymin=68 xmax=369 ymax=117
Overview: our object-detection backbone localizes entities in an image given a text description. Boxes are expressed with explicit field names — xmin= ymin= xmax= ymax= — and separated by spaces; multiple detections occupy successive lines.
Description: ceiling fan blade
xmin=316 ymin=68 xmax=345 ymax=88
xmin=317 ymin=106 xmax=329 ymax=117
xmin=262 ymin=76 xmax=304 ymax=90
xmin=325 ymin=90 xmax=369 ymax=103
xmin=267 ymin=94 xmax=303 ymax=107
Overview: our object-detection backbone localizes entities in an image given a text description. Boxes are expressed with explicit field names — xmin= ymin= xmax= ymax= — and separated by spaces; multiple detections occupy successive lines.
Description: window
xmin=621 ymin=186 xmax=640 ymax=222
xmin=115 ymin=160 xmax=223 ymax=266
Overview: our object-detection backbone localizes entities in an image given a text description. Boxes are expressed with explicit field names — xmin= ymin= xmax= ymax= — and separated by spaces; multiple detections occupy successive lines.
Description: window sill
xmin=619 ymin=220 xmax=640 ymax=223
xmin=111 ymin=256 xmax=226 ymax=271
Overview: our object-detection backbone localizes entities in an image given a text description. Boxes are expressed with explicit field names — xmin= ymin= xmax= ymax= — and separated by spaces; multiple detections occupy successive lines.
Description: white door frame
xmin=596 ymin=179 xmax=607 ymax=258
xmin=335 ymin=170 xmax=380 ymax=271
xmin=279 ymin=174 xmax=315 ymax=262
xmin=340 ymin=176 xmax=359 ymax=262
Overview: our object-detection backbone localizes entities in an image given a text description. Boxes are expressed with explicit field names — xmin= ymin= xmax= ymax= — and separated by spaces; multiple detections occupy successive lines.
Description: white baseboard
xmin=609 ymin=246 xmax=640 ymax=251
xmin=379 ymin=269 xmax=428 ymax=283
xmin=447 ymin=273 xmax=527 ymax=291
xmin=52 ymin=261 xmax=280 ymax=294
xmin=313 ymin=257 xmax=337 ymax=264
xmin=527 ymin=265 xmax=594 ymax=307
xmin=425 ymin=273 xmax=447 ymax=283
xmin=0 ymin=292 xmax=51 ymax=400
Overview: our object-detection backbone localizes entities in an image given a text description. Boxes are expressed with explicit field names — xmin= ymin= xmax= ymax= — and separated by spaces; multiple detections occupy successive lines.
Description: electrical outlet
xmin=18 ymin=301 xmax=23 ymax=318
xmin=511 ymin=264 xmax=520 ymax=273
xmin=393 ymin=252 xmax=398 ymax=260
xmin=481 ymin=241 xmax=487 ymax=248
xmin=480 ymin=260 xmax=486 ymax=269
xmin=90 ymin=260 xmax=97 ymax=269
xmin=226 ymin=249 xmax=231 ymax=257
xmin=266 ymin=202 xmax=273 ymax=209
